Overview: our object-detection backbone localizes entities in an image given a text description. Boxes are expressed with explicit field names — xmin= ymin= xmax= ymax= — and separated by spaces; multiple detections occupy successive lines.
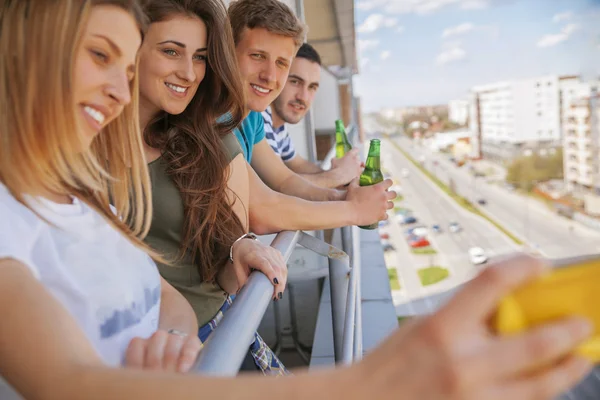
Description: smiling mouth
xmin=83 ymin=105 xmax=106 ymax=125
xmin=289 ymin=103 xmax=306 ymax=111
xmin=165 ymin=82 xmax=189 ymax=95
xmin=250 ymin=84 xmax=272 ymax=95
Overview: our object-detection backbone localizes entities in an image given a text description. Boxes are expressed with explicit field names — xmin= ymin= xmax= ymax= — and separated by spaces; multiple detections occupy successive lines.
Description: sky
xmin=354 ymin=0 xmax=600 ymax=112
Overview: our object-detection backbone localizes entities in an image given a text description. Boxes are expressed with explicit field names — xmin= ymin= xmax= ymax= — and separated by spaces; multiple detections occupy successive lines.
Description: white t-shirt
xmin=0 ymin=183 xmax=161 ymax=397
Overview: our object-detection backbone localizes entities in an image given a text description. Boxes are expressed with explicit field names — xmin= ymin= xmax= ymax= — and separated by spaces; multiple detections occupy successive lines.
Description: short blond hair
xmin=228 ymin=0 xmax=306 ymax=49
xmin=0 ymin=0 xmax=153 ymax=247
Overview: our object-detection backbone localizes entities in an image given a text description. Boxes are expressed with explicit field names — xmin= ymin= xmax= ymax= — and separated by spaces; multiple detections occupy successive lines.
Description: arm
xmin=158 ymin=277 xmax=198 ymax=335
xmin=246 ymin=162 xmax=393 ymax=235
xmin=0 ymin=256 xmax=590 ymax=400
xmin=250 ymin=139 xmax=345 ymax=202
xmin=285 ymin=150 xmax=363 ymax=189
xmin=0 ymin=258 xmax=345 ymax=400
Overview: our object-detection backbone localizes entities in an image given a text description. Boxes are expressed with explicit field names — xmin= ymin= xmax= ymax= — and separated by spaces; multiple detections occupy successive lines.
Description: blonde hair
xmin=0 ymin=0 xmax=152 ymax=247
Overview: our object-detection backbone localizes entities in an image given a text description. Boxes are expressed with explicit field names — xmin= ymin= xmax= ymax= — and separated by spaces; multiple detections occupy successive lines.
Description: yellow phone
xmin=493 ymin=255 xmax=600 ymax=362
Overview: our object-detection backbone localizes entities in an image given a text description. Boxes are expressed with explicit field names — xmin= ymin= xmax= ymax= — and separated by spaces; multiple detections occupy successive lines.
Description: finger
xmin=246 ymin=253 xmax=280 ymax=295
xmin=144 ymin=330 xmax=169 ymax=370
xmin=437 ymin=254 xmax=547 ymax=324
xmin=177 ymin=336 xmax=203 ymax=373
xmin=386 ymin=190 xmax=397 ymax=200
xmin=386 ymin=201 xmax=394 ymax=210
xmin=124 ymin=337 xmax=147 ymax=369
xmin=162 ymin=333 xmax=186 ymax=372
xmin=473 ymin=317 xmax=592 ymax=383
xmin=348 ymin=177 xmax=360 ymax=189
xmin=492 ymin=355 xmax=592 ymax=400
xmin=378 ymin=179 xmax=393 ymax=190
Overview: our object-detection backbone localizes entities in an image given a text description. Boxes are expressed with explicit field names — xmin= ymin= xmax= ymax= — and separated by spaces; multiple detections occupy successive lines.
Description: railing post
xmin=351 ymin=226 xmax=363 ymax=360
xmin=329 ymin=254 xmax=350 ymax=363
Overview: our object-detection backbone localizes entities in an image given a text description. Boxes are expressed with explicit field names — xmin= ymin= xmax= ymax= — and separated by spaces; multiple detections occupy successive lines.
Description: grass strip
xmin=411 ymin=246 xmax=437 ymax=255
xmin=418 ymin=266 xmax=449 ymax=286
xmin=387 ymin=267 xmax=401 ymax=290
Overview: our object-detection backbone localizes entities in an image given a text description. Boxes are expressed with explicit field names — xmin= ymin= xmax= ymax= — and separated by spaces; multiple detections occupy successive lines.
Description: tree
xmin=505 ymin=148 xmax=563 ymax=192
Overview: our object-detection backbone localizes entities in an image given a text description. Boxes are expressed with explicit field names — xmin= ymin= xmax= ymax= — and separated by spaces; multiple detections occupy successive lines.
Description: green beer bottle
xmin=359 ymin=139 xmax=384 ymax=230
xmin=335 ymin=119 xmax=352 ymax=158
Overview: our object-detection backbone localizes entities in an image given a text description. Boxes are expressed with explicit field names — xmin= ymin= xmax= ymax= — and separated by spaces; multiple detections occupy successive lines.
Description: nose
xmin=105 ymin=70 xmax=131 ymax=105
xmin=296 ymin=86 xmax=309 ymax=103
xmin=176 ymin=58 xmax=196 ymax=83
xmin=258 ymin=61 xmax=277 ymax=85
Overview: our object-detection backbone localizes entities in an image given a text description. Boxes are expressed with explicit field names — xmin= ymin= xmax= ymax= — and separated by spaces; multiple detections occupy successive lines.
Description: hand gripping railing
xmin=192 ymin=230 xmax=354 ymax=375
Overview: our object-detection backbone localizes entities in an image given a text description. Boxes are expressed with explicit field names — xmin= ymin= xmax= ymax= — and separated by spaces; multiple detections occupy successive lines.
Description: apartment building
xmin=469 ymin=75 xmax=572 ymax=161
xmin=562 ymin=81 xmax=599 ymax=194
xmin=448 ymin=98 xmax=469 ymax=126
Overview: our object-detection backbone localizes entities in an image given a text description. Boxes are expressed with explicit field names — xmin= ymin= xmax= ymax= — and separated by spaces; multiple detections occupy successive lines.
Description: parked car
xmin=398 ymin=215 xmax=417 ymax=225
xmin=405 ymin=226 xmax=427 ymax=238
xmin=468 ymin=247 xmax=488 ymax=265
xmin=477 ymin=198 xmax=487 ymax=206
xmin=382 ymin=243 xmax=396 ymax=252
xmin=432 ymin=224 xmax=443 ymax=234
xmin=401 ymin=168 xmax=410 ymax=178
xmin=449 ymin=221 xmax=462 ymax=233
xmin=380 ymin=232 xmax=390 ymax=240
xmin=409 ymin=236 xmax=430 ymax=248
xmin=378 ymin=219 xmax=389 ymax=228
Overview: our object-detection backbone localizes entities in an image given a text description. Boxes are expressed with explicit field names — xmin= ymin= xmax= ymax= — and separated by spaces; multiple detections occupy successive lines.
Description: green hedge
xmin=387 ymin=268 xmax=401 ymax=290
xmin=418 ymin=266 xmax=449 ymax=286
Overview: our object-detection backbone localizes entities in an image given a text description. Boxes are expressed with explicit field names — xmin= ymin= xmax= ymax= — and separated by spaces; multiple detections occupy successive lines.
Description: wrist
xmin=328 ymin=188 xmax=346 ymax=201
xmin=229 ymin=232 xmax=258 ymax=263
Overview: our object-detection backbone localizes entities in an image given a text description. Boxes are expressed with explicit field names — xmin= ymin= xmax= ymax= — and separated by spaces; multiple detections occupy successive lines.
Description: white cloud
xmin=357 ymin=14 xmax=398 ymax=33
xmin=436 ymin=44 xmax=467 ymax=65
xmin=442 ymin=22 xmax=474 ymax=38
xmin=553 ymin=11 xmax=572 ymax=23
xmin=537 ymin=23 xmax=580 ymax=48
xmin=358 ymin=39 xmax=380 ymax=53
xmin=380 ymin=50 xmax=391 ymax=60
xmin=396 ymin=26 xmax=405 ymax=34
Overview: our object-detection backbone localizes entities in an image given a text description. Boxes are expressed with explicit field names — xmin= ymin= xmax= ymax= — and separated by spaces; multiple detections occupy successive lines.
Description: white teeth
xmin=165 ymin=82 xmax=187 ymax=93
xmin=251 ymin=84 xmax=270 ymax=94
xmin=83 ymin=106 xmax=106 ymax=125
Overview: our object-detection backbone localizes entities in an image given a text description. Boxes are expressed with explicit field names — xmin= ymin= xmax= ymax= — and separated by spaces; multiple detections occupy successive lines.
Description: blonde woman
xmin=0 ymin=1 xmax=592 ymax=399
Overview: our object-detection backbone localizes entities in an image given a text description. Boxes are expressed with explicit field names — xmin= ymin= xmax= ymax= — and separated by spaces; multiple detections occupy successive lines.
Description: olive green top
xmin=145 ymin=131 xmax=243 ymax=327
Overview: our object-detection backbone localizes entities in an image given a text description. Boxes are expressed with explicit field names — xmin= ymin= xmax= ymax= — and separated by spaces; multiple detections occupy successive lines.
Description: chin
xmin=163 ymin=102 xmax=187 ymax=116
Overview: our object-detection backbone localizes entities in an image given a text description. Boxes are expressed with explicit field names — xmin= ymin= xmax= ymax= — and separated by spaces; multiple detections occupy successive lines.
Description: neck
xmin=270 ymin=107 xmax=285 ymax=130
xmin=138 ymin=96 xmax=160 ymax=134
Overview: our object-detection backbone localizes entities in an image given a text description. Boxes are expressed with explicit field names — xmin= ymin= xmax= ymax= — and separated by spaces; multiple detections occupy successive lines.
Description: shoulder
xmin=0 ymin=185 xmax=45 ymax=277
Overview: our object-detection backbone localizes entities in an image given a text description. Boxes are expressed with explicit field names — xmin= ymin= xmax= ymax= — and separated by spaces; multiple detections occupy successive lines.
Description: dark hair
xmin=228 ymin=0 xmax=305 ymax=48
xmin=296 ymin=42 xmax=321 ymax=65
xmin=142 ymin=0 xmax=246 ymax=282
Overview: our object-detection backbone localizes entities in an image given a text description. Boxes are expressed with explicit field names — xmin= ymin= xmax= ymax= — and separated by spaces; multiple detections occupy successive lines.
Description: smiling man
xmin=227 ymin=0 xmax=394 ymax=227
xmin=263 ymin=43 xmax=362 ymax=189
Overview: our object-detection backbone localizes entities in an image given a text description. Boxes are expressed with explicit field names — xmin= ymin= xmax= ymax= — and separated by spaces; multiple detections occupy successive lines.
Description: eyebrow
xmin=92 ymin=34 xmax=122 ymax=57
xmin=157 ymin=40 xmax=207 ymax=53
xmin=289 ymin=74 xmax=319 ymax=87
xmin=92 ymin=34 xmax=136 ymax=76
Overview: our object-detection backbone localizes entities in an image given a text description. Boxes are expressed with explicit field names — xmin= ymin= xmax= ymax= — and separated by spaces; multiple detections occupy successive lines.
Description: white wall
xmin=312 ymin=67 xmax=341 ymax=131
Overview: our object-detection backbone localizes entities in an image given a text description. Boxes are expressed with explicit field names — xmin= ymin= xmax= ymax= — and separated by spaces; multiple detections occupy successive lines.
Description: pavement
xmin=395 ymin=137 xmax=600 ymax=260
xmin=378 ymin=137 xmax=517 ymax=314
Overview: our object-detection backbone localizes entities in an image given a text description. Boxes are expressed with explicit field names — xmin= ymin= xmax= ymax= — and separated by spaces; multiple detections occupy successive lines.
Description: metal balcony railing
xmin=192 ymin=123 xmax=364 ymax=375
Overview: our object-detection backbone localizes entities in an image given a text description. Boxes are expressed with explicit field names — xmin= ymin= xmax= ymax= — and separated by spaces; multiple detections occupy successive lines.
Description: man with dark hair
xmin=226 ymin=0 xmax=394 ymax=228
xmin=263 ymin=43 xmax=362 ymax=189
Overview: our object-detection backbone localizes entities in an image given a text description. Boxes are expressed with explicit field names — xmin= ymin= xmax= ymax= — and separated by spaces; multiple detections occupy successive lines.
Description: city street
xmin=380 ymin=137 xmax=518 ymax=311
xmin=395 ymin=136 xmax=600 ymax=259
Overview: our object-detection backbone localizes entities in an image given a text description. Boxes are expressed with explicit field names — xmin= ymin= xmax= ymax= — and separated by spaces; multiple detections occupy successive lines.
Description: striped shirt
xmin=262 ymin=106 xmax=296 ymax=161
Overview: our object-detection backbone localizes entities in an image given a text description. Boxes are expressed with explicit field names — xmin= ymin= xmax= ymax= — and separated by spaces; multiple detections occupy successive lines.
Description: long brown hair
xmin=142 ymin=0 xmax=246 ymax=282
xmin=0 ymin=0 xmax=153 ymax=249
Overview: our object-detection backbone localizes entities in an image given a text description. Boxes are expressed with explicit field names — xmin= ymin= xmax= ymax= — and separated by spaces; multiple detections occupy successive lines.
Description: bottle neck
xmin=365 ymin=141 xmax=381 ymax=169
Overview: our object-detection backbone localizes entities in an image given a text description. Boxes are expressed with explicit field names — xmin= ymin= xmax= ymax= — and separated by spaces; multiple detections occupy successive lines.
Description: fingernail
xmin=278 ymin=292 xmax=283 ymax=300
xmin=273 ymin=278 xmax=279 ymax=285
